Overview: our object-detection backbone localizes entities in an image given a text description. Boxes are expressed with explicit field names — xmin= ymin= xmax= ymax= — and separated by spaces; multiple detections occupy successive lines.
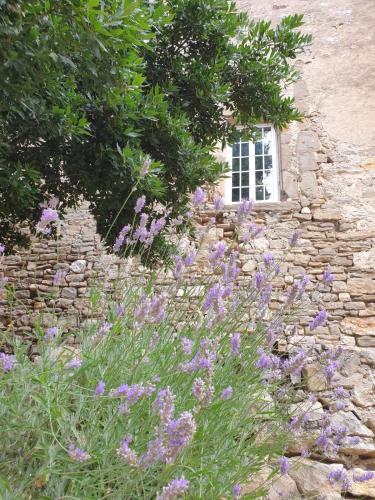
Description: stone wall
xmin=1 ymin=0 xmax=375 ymax=496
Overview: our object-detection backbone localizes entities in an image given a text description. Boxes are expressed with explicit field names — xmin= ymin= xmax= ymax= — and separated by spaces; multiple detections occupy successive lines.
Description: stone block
xmin=296 ymin=131 xmax=320 ymax=153
xmin=299 ymin=153 xmax=318 ymax=172
xmin=357 ymin=336 xmax=375 ymax=347
xmin=348 ymin=278 xmax=375 ymax=295
xmin=300 ymin=172 xmax=320 ymax=199
xmin=70 ymin=259 xmax=87 ymax=274
xmin=282 ymin=171 xmax=298 ymax=198
xmin=61 ymin=287 xmax=77 ymax=299
xmin=288 ymin=458 xmax=342 ymax=497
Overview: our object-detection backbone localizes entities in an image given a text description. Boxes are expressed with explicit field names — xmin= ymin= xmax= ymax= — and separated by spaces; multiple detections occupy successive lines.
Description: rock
xmin=301 ymin=207 xmax=311 ymax=214
xmin=352 ymin=381 xmax=375 ymax=408
xmin=361 ymin=157 xmax=375 ymax=170
xmin=242 ymin=260 xmax=257 ymax=272
xmin=300 ymin=172 xmax=320 ymax=199
xmin=61 ymin=287 xmax=77 ymax=299
xmin=347 ymin=278 xmax=375 ymax=295
xmin=340 ymin=437 xmax=375 ymax=457
xmin=342 ymin=317 xmax=375 ymax=336
xmin=330 ymin=411 xmax=374 ymax=438
xmin=353 ymin=248 xmax=375 ymax=270
xmin=288 ymin=458 xmax=342 ymax=497
xmin=348 ymin=467 xmax=375 ymax=497
xmin=313 ymin=209 xmax=341 ymax=222
xmin=70 ymin=259 xmax=87 ymax=274
xmin=357 ymin=336 xmax=375 ymax=347
xmin=267 ymin=475 xmax=301 ymax=499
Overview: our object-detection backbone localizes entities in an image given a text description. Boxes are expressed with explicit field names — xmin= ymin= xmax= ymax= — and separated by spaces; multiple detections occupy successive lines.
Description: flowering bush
xmin=0 ymin=192 xmax=373 ymax=497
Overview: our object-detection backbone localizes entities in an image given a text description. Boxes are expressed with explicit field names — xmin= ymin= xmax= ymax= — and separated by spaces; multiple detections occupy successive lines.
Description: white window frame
xmin=223 ymin=124 xmax=279 ymax=204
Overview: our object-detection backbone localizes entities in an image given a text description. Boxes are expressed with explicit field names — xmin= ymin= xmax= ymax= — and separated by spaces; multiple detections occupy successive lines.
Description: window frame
xmin=223 ymin=124 xmax=280 ymax=205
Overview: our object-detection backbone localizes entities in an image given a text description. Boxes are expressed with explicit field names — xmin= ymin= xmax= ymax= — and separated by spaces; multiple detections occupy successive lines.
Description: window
xmin=224 ymin=125 xmax=279 ymax=203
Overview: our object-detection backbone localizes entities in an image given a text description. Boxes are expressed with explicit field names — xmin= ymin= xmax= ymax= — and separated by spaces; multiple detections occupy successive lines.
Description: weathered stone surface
xmin=348 ymin=467 xmax=375 ymax=497
xmin=267 ymin=475 xmax=300 ymax=499
xmin=347 ymin=278 xmax=375 ymax=295
xmin=288 ymin=458 xmax=342 ymax=497
xmin=61 ymin=287 xmax=77 ymax=299
xmin=70 ymin=260 xmax=87 ymax=274
xmin=330 ymin=411 xmax=374 ymax=438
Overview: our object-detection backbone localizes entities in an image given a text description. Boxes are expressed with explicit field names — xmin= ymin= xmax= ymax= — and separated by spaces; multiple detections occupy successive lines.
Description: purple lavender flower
xmin=282 ymin=350 xmax=306 ymax=376
xmin=181 ymin=337 xmax=193 ymax=355
xmin=230 ymin=333 xmax=241 ymax=356
xmin=324 ymin=360 xmax=340 ymax=381
xmin=263 ymin=253 xmax=274 ymax=266
xmin=0 ymin=244 xmax=5 ymax=255
xmin=153 ymin=387 xmax=176 ymax=425
xmin=237 ymin=199 xmax=254 ymax=219
xmin=186 ymin=210 xmax=193 ymax=219
xmin=65 ymin=358 xmax=83 ymax=370
xmin=185 ymin=250 xmax=196 ymax=267
xmin=165 ymin=412 xmax=196 ymax=460
xmin=135 ymin=293 xmax=168 ymax=327
xmin=115 ymin=304 xmax=125 ymax=317
xmin=328 ymin=468 xmax=350 ymax=491
xmin=45 ymin=326 xmax=58 ymax=340
xmin=254 ymin=270 xmax=265 ymax=290
xmin=134 ymin=195 xmax=146 ymax=214
xmin=288 ymin=230 xmax=300 ymax=247
xmin=208 ymin=241 xmax=227 ymax=266
xmin=0 ymin=352 xmax=17 ymax=372
xmin=157 ymin=478 xmax=189 ymax=500
xmin=301 ymin=448 xmax=310 ymax=458
xmin=113 ymin=224 xmax=131 ymax=252
xmin=221 ymin=386 xmax=233 ymax=400
xmin=140 ymin=158 xmax=151 ymax=177
xmin=309 ymin=309 xmax=328 ymax=331
xmin=354 ymin=471 xmax=374 ymax=482
xmin=116 ymin=435 xmax=138 ymax=466
xmin=41 ymin=207 xmax=59 ymax=223
xmin=214 ymin=194 xmax=224 ymax=211
xmin=192 ymin=187 xmax=206 ymax=207
xmin=322 ymin=267 xmax=335 ymax=285
xmin=95 ymin=380 xmax=105 ymax=396
xmin=233 ymin=484 xmax=241 ymax=499
xmin=192 ymin=378 xmax=205 ymax=402
xmin=53 ymin=269 xmax=66 ymax=286
xmin=279 ymin=456 xmax=290 ymax=475
xmin=68 ymin=444 xmax=91 ymax=462
xmin=334 ymin=386 xmax=349 ymax=399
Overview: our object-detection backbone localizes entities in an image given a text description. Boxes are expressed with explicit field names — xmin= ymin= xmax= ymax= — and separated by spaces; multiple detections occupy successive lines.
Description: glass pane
xmin=232 ymin=157 xmax=240 ymax=172
xmin=232 ymin=188 xmax=240 ymax=202
xmin=232 ymin=143 xmax=240 ymax=157
xmin=265 ymin=187 xmax=272 ymax=200
xmin=255 ymin=156 xmax=263 ymax=170
xmin=256 ymin=186 xmax=264 ymax=201
xmin=263 ymin=127 xmax=271 ymax=139
xmin=241 ymin=157 xmax=249 ymax=171
xmin=264 ymin=155 xmax=273 ymax=169
xmin=241 ymin=187 xmax=249 ymax=200
xmin=255 ymin=141 xmax=263 ymax=155
xmin=255 ymin=170 xmax=263 ymax=186
xmin=241 ymin=142 xmax=249 ymax=156
xmin=241 ymin=171 xmax=249 ymax=186
xmin=263 ymin=141 xmax=271 ymax=155
xmin=232 ymin=172 xmax=240 ymax=187
xmin=264 ymin=169 xmax=272 ymax=182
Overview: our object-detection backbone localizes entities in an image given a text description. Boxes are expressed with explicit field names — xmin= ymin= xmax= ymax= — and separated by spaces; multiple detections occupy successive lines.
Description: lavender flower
xmin=221 ymin=386 xmax=233 ymax=400
xmin=153 ymin=387 xmax=176 ymax=425
xmin=214 ymin=194 xmax=224 ymax=211
xmin=140 ymin=158 xmax=151 ymax=177
xmin=65 ymin=358 xmax=82 ymax=370
xmin=254 ymin=270 xmax=265 ymax=290
xmin=114 ymin=224 xmax=131 ymax=252
xmin=68 ymin=444 xmax=91 ymax=462
xmin=279 ymin=456 xmax=290 ymax=475
xmin=327 ymin=468 xmax=350 ymax=491
xmin=115 ymin=304 xmax=125 ymax=316
xmin=309 ymin=309 xmax=328 ymax=331
xmin=45 ymin=326 xmax=58 ymax=340
xmin=165 ymin=411 xmax=196 ymax=461
xmin=134 ymin=195 xmax=146 ymax=214
xmin=208 ymin=241 xmax=227 ymax=266
xmin=282 ymin=350 xmax=306 ymax=376
xmin=0 ymin=244 xmax=5 ymax=255
xmin=41 ymin=207 xmax=59 ymax=223
xmin=116 ymin=435 xmax=139 ymax=466
xmin=192 ymin=187 xmax=206 ymax=206
xmin=263 ymin=253 xmax=274 ymax=266
xmin=181 ymin=337 xmax=193 ymax=355
xmin=230 ymin=333 xmax=241 ymax=356
xmin=157 ymin=478 xmax=189 ymax=500
xmin=53 ymin=269 xmax=66 ymax=286
xmin=135 ymin=293 xmax=168 ymax=327
xmin=233 ymin=484 xmax=241 ymax=499
xmin=0 ymin=352 xmax=17 ymax=372
xmin=322 ymin=267 xmax=335 ymax=285
xmin=95 ymin=380 xmax=105 ymax=396
xmin=354 ymin=471 xmax=374 ymax=482
xmin=237 ymin=199 xmax=254 ymax=219
xmin=288 ymin=230 xmax=300 ymax=247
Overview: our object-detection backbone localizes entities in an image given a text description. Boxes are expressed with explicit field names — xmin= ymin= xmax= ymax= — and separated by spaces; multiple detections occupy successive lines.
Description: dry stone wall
xmin=1 ymin=0 xmax=375 ymax=496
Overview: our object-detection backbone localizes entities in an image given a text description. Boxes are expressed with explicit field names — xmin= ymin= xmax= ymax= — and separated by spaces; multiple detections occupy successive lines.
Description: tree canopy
xmin=0 ymin=0 xmax=311 ymax=260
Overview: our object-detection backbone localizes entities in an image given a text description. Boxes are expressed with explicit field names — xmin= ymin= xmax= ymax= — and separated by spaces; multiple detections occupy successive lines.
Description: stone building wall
xmin=1 ymin=0 xmax=375 ymax=496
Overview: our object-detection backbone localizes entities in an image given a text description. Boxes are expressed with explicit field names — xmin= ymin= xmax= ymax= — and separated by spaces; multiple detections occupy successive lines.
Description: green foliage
xmin=0 ymin=0 xmax=311 ymax=259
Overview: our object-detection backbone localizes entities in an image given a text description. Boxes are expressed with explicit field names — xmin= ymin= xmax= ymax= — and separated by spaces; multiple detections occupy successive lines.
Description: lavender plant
xmin=0 ymin=191 xmax=373 ymax=497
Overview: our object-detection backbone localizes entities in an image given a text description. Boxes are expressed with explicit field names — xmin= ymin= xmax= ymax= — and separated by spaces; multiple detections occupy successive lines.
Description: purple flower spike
xmin=233 ymin=483 xmax=241 ymax=499
xmin=214 ymin=194 xmax=224 ymax=211
xmin=134 ymin=195 xmax=146 ymax=214
xmin=157 ymin=478 xmax=189 ymax=500
xmin=230 ymin=333 xmax=241 ymax=356
xmin=309 ymin=309 xmax=328 ymax=330
xmin=53 ymin=269 xmax=66 ymax=286
xmin=95 ymin=380 xmax=105 ymax=396
xmin=41 ymin=207 xmax=59 ymax=223
xmin=181 ymin=337 xmax=193 ymax=355
xmin=328 ymin=468 xmax=350 ymax=491
xmin=322 ymin=267 xmax=335 ymax=285
xmin=279 ymin=456 xmax=290 ymax=475
xmin=45 ymin=326 xmax=58 ymax=340
xmin=288 ymin=230 xmax=299 ymax=247
xmin=0 ymin=352 xmax=17 ymax=372
xmin=65 ymin=358 xmax=83 ymax=370
xmin=68 ymin=444 xmax=91 ymax=462
xmin=221 ymin=386 xmax=233 ymax=400
xmin=354 ymin=471 xmax=375 ymax=482
xmin=192 ymin=187 xmax=206 ymax=207
xmin=140 ymin=158 xmax=151 ymax=177
xmin=0 ymin=244 xmax=5 ymax=255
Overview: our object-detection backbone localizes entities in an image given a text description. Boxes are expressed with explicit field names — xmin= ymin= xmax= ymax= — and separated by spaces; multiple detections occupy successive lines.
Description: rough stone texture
xmin=1 ymin=0 xmax=375 ymax=495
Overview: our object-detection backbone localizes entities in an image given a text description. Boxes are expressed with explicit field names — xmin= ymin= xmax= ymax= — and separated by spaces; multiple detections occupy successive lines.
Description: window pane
xmin=241 ymin=187 xmax=249 ymax=200
xmin=263 ymin=127 xmax=271 ymax=138
xmin=264 ymin=155 xmax=273 ymax=169
xmin=255 ymin=141 xmax=263 ymax=155
xmin=263 ymin=141 xmax=271 ymax=155
xmin=256 ymin=186 xmax=264 ymax=201
xmin=232 ymin=188 xmax=240 ymax=202
xmin=232 ymin=143 xmax=240 ymax=157
xmin=241 ymin=157 xmax=249 ymax=171
xmin=255 ymin=170 xmax=263 ymax=186
xmin=241 ymin=142 xmax=249 ymax=156
xmin=241 ymin=171 xmax=249 ymax=186
xmin=232 ymin=157 xmax=240 ymax=172
xmin=255 ymin=156 xmax=263 ymax=170
xmin=265 ymin=187 xmax=272 ymax=200
xmin=232 ymin=172 xmax=240 ymax=187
